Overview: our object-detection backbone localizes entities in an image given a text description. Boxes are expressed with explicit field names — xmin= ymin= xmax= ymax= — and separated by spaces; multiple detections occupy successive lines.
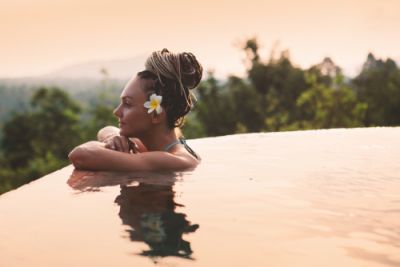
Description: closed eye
xmin=121 ymin=96 xmax=133 ymax=108
xmin=123 ymin=101 xmax=132 ymax=107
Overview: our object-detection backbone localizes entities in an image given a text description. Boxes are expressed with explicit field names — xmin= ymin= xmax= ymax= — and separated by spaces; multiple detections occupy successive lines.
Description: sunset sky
xmin=1 ymin=0 xmax=399 ymax=78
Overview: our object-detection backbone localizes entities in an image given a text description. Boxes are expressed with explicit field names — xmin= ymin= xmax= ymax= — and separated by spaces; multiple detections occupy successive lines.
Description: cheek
xmin=123 ymin=109 xmax=135 ymax=123
xmin=124 ymin=107 xmax=148 ymax=124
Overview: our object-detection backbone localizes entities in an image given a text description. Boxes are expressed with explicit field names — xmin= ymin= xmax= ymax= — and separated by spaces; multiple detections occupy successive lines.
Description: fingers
xmin=114 ymin=137 xmax=123 ymax=151
xmin=105 ymin=136 xmax=130 ymax=153
xmin=119 ymin=136 xmax=130 ymax=152
xmin=128 ymin=139 xmax=138 ymax=154
xmin=104 ymin=140 xmax=116 ymax=150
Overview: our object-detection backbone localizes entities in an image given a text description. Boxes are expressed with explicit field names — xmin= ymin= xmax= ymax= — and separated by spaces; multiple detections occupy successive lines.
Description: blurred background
xmin=1 ymin=0 xmax=399 ymax=194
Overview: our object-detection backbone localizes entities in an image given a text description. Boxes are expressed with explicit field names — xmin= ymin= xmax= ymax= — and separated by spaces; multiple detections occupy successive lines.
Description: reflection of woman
xmin=114 ymin=183 xmax=199 ymax=259
xmin=68 ymin=49 xmax=202 ymax=171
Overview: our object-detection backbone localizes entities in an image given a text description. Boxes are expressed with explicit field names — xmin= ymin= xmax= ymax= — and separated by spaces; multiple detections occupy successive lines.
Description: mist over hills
xmin=42 ymin=53 xmax=148 ymax=80
xmin=0 ymin=53 xmax=148 ymax=90
xmin=0 ymin=55 xmax=151 ymax=125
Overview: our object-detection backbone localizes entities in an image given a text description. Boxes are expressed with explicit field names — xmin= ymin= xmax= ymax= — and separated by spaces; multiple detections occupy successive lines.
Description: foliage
xmin=353 ymin=53 xmax=400 ymax=126
xmin=0 ymin=72 xmax=124 ymax=194
xmin=0 ymin=87 xmax=82 ymax=192
xmin=186 ymin=40 xmax=398 ymax=138
xmin=80 ymin=91 xmax=119 ymax=141
xmin=191 ymin=73 xmax=237 ymax=136
xmin=287 ymin=73 xmax=367 ymax=130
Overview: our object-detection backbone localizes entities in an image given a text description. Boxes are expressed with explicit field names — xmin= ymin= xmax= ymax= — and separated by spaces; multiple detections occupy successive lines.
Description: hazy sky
xmin=1 ymin=0 xmax=399 ymax=78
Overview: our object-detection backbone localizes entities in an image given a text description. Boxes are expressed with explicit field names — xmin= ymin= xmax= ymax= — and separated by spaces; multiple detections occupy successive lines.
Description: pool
xmin=1 ymin=127 xmax=399 ymax=266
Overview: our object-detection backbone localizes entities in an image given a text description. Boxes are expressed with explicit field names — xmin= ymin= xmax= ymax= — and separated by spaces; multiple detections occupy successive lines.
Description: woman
xmin=68 ymin=49 xmax=202 ymax=172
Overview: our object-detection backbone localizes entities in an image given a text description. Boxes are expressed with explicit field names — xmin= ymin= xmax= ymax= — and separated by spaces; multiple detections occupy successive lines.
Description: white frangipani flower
xmin=144 ymin=93 xmax=163 ymax=114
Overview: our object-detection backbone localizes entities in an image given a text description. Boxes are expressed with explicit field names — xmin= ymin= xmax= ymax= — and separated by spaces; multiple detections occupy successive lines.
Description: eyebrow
xmin=121 ymin=96 xmax=133 ymax=100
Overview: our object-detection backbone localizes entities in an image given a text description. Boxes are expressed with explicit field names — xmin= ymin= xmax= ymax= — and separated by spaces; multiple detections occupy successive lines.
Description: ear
xmin=150 ymin=110 xmax=166 ymax=124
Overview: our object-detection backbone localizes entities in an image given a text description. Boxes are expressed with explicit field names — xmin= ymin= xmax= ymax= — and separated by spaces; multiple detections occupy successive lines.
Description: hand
xmin=104 ymin=135 xmax=137 ymax=153
xmin=97 ymin=126 xmax=120 ymax=142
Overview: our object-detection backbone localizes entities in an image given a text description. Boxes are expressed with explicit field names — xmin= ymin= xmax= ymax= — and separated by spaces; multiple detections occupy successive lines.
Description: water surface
xmin=1 ymin=127 xmax=399 ymax=266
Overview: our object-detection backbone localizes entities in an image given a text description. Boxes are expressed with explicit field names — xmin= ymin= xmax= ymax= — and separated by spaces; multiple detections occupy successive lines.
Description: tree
xmin=353 ymin=53 xmax=400 ymax=126
xmin=247 ymin=50 xmax=308 ymax=130
xmin=194 ymin=72 xmax=237 ymax=136
xmin=1 ymin=113 xmax=37 ymax=168
xmin=290 ymin=73 xmax=367 ymax=129
xmin=1 ymin=87 xmax=82 ymax=188
xmin=29 ymin=87 xmax=82 ymax=159
xmin=227 ymin=75 xmax=264 ymax=132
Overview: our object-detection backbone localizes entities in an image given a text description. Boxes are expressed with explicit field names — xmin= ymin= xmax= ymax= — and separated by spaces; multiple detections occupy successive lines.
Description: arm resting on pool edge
xmin=68 ymin=141 xmax=198 ymax=172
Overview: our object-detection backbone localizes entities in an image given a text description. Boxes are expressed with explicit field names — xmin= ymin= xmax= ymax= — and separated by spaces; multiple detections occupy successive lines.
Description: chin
xmin=119 ymin=128 xmax=128 ymax=137
xmin=119 ymin=128 xmax=136 ymax=138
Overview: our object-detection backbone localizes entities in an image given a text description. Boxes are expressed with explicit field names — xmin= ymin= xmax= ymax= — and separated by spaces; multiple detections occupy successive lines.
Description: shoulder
xmin=169 ymin=146 xmax=200 ymax=169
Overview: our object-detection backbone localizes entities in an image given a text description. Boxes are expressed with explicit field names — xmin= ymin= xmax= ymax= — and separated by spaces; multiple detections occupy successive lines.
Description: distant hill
xmin=41 ymin=53 xmax=148 ymax=80
xmin=0 ymin=54 xmax=149 ymax=129
xmin=0 ymin=53 xmax=148 ymax=88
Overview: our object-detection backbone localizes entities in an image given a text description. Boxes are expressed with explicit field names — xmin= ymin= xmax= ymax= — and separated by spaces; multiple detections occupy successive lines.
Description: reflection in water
xmin=68 ymin=170 xmax=199 ymax=260
xmin=115 ymin=183 xmax=199 ymax=259
xmin=344 ymin=246 xmax=400 ymax=267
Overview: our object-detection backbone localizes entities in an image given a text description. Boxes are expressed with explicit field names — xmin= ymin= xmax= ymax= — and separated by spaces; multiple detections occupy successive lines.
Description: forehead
xmin=120 ymin=76 xmax=147 ymax=101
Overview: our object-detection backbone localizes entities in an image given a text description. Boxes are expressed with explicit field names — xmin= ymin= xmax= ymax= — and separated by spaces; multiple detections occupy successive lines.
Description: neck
xmin=139 ymin=126 xmax=179 ymax=151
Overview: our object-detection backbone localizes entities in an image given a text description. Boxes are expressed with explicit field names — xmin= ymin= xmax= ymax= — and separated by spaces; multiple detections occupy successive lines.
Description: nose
xmin=113 ymin=103 xmax=122 ymax=118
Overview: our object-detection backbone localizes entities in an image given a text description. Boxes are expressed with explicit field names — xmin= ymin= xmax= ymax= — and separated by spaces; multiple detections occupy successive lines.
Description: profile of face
xmin=114 ymin=49 xmax=202 ymax=138
xmin=113 ymin=76 xmax=157 ymax=138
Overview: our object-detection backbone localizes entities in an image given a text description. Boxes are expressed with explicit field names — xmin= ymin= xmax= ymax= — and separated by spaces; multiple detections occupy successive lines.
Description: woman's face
xmin=113 ymin=76 xmax=152 ymax=138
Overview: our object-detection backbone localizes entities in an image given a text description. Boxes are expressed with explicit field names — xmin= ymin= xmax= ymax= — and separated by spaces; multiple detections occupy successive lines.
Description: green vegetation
xmin=1 ymin=38 xmax=400 ymax=194
xmin=0 ymin=86 xmax=118 ymax=194
xmin=183 ymin=38 xmax=399 ymax=137
xmin=0 ymin=83 xmax=119 ymax=195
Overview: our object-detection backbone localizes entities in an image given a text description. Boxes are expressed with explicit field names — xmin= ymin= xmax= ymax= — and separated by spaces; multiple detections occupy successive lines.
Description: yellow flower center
xmin=150 ymin=99 xmax=159 ymax=109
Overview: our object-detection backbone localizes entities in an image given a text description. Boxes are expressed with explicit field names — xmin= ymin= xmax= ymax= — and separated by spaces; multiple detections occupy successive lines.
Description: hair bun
xmin=145 ymin=49 xmax=203 ymax=90
xmin=142 ymin=49 xmax=203 ymax=128
xmin=179 ymin=52 xmax=203 ymax=90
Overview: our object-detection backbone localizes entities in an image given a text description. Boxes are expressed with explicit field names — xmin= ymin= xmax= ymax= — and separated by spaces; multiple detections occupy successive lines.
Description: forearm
xmin=69 ymin=141 xmax=148 ymax=171
xmin=97 ymin=126 xmax=120 ymax=142
xmin=68 ymin=141 xmax=126 ymax=171
xmin=68 ymin=141 xmax=195 ymax=172
xmin=69 ymin=141 xmax=105 ymax=169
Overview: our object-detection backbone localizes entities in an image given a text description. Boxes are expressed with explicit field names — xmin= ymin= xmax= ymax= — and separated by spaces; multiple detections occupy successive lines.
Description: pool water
xmin=1 ymin=127 xmax=399 ymax=266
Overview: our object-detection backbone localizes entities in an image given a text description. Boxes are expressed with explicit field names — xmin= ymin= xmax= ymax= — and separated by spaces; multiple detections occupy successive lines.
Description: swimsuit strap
xmin=163 ymin=137 xmax=201 ymax=160
xmin=163 ymin=139 xmax=182 ymax=152
xmin=179 ymin=138 xmax=200 ymax=160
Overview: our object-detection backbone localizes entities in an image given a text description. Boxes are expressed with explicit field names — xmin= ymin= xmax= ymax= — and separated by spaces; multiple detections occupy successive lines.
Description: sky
xmin=1 ymin=0 xmax=400 ymax=78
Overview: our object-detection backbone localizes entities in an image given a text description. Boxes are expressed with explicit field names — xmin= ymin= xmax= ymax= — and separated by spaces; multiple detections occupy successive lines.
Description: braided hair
xmin=137 ymin=49 xmax=203 ymax=129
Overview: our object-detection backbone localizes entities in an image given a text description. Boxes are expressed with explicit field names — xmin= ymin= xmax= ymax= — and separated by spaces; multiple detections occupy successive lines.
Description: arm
xmin=68 ymin=141 xmax=197 ymax=172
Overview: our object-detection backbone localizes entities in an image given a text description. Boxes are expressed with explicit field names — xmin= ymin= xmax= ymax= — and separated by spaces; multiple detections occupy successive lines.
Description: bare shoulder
xmin=170 ymin=146 xmax=200 ymax=169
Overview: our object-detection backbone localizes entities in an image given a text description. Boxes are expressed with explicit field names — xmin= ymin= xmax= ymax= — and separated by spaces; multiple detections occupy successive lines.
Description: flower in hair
xmin=144 ymin=93 xmax=163 ymax=114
